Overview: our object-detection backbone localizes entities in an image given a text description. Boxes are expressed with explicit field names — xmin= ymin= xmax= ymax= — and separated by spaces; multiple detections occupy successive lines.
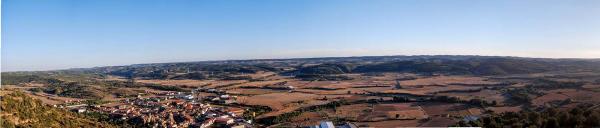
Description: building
xmin=215 ymin=117 xmax=234 ymax=125
xmin=200 ymin=118 xmax=215 ymax=128
xmin=72 ymin=108 xmax=87 ymax=113
xmin=463 ymin=115 xmax=480 ymax=122
xmin=226 ymin=107 xmax=246 ymax=116
xmin=310 ymin=121 xmax=335 ymax=128
xmin=339 ymin=122 xmax=359 ymax=128
xmin=308 ymin=121 xmax=359 ymax=128
xmin=184 ymin=95 xmax=194 ymax=100
xmin=222 ymin=99 xmax=237 ymax=104
xmin=220 ymin=95 xmax=230 ymax=99
xmin=320 ymin=121 xmax=335 ymax=128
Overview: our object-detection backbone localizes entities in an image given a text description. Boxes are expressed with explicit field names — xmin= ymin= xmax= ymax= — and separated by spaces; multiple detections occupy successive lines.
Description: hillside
xmin=351 ymin=58 xmax=599 ymax=75
xmin=4 ymin=56 xmax=600 ymax=82
xmin=352 ymin=58 xmax=555 ymax=75
xmin=79 ymin=56 xmax=600 ymax=78
xmin=0 ymin=90 xmax=116 ymax=128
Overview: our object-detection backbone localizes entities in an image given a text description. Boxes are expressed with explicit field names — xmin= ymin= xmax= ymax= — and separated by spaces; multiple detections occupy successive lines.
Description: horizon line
xmin=3 ymin=54 xmax=599 ymax=73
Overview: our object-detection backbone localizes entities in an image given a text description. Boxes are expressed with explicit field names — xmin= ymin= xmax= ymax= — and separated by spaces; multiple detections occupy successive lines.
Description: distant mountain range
xmin=45 ymin=55 xmax=597 ymax=80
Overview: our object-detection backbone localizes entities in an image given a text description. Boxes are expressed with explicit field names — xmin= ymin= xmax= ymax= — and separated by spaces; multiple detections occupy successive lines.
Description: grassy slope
xmin=0 ymin=90 xmax=116 ymax=128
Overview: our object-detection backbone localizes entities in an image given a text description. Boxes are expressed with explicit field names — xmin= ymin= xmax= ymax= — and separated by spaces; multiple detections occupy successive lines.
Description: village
xmin=57 ymin=88 xmax=253 ymax=128
xmin=48 ymin=85 xmax=377 ymax=128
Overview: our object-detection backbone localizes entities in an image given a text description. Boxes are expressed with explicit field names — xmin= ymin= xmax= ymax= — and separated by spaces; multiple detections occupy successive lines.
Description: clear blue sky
xmin=2 ymin=0 xmax=600 ymax=71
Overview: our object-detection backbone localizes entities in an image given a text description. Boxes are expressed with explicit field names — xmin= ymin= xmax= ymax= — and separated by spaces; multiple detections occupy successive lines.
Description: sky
xmin=2 ymin=0 xmax=600 ymax=71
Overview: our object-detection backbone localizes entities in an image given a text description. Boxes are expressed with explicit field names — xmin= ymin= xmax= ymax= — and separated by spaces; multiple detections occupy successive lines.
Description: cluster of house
xmin=194 ymin=88 xmax=239 ymax=104
xmin=204 ymin=94 xmax=237 ymax=104
xmin=153 ymin=90 xmax=236 ymax=105
xmin=66 ymin=90 xmax=252 ymax=128
xmin=52 ymin=99 xmax=85 ymax=108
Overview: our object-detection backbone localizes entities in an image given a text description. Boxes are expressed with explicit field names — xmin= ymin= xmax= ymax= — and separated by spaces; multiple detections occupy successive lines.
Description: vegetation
xmin=1 ymin=74 xmax=45 ymax=85
xmin=503 ymin=88 xmax=541 ymax=104
xmin=527 ymin=79 xmax=585 ymax=89
xmin=144 ymin=84 xmax=186 ymax=91
xmin=1 ymin=73 xmax=63 ymax=85
xmin=353 ymin=58 xmax=600 ymax=75
xmin=171 ymin=72 xmax=208 ymax=80
xmin=222 ymin=75 xmax=253 ymax=80
xmin=454 ymin=104 xmax=600 ymax=128
xmin=0 ymin=91 xmax=116 ymax=128
xmin=257 ymin=100 xmax=351 ymax=125
xmin=295 ymin=74 xmax=353 ymax=81
xmin=294 ymin=63 xmax=355 ymax=75
xmin=84 ymin=111 xmax=132 ymax=127
xmin=100 ymin=63 xmax=277 ymax=80
xmin=43 ymin=83 xmax=107 ymax=99
xmin=352 ymin=58 xmax=554 ymax=75
xmin=242 ymin=105 xmax=272 ymax=121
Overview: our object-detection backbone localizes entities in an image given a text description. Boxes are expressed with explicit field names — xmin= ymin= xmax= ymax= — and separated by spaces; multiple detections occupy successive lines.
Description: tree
xmin=457 ymin=120 xmax=470 ymax=127
xmin=468 ymin=120 xmax=483 ymax=127
xmin=585 ymin=112 xmax=600 ymax=126
xmin=544 ymin=118 xmax=560 ymax=128
xmin=528 ymin=112 xmax=542 ymax=126
xmin=558 ymin=112 xmax=571 ymax=126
